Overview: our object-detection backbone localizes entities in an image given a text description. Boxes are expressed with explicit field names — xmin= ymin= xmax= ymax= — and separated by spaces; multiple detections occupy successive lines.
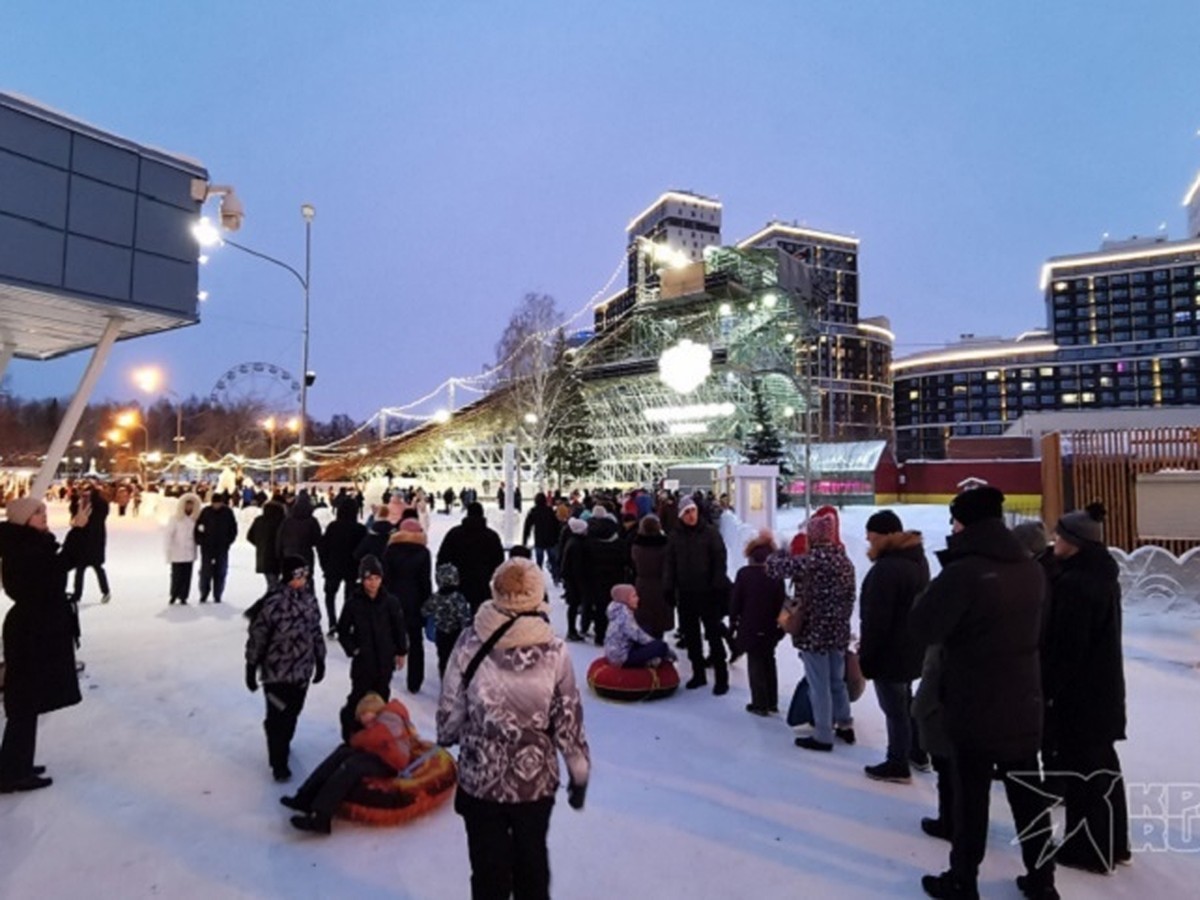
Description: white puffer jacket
xmin=164 ymin=493 xmax=201 ymax=563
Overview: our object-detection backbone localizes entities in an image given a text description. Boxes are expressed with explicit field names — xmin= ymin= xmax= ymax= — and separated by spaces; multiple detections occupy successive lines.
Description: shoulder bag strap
xmin=462 ymin=610 xmax=548 ymax=689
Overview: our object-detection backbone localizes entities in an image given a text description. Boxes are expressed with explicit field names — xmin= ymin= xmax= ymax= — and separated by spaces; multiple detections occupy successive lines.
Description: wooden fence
xmin=1042 ymin=428 xmax=1200 ymax=554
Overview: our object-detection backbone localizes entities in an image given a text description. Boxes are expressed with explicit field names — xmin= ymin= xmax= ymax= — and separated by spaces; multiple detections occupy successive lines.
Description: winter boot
xmin=920 ymin=871 xmax=979 ymax=899
xmin=290 ymin=812 xmax=332 ymax=835
xmin=920 ymin=817 xmax=952 ymax=841
xmin=685 ymin=673 xmax=707 ymax=690
xmin=835 ymin=726 xmax=856 ymax=745
xmin=865 ymin=760 xmax=912 ymax=783
xmin=1015 ymin=873 xmax=1060 ymax=900
xmin=794 ymin=736 xmax=833 ymax=752
xmin=712 ymin=668 xmax=729 ymax=696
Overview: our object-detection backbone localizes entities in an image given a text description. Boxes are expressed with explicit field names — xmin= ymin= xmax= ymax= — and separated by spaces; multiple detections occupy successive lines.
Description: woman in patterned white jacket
xmin=437 ymin=557 xmax=589 ymax=900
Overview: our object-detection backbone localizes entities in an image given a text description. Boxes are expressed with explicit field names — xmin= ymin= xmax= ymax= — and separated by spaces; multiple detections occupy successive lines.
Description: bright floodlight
xmin=762 ymin=293 xmax=778 ymax=308
xmin=658 ymin=339 xmax=712 ymax=395
xmin=432 ymin=409 xmax=451 ymax=424
xmin=132 ymin=366 xmax=162 ymax=393
xmin=524 ymin=412 xmax=538 ymax=425
xmin=116 ymin=410 xmax=139 ymax=429
xmin=192 ymin=216 xmax=221 ymax=248
xmin=286 ymin=417 xmax=301 ymax=433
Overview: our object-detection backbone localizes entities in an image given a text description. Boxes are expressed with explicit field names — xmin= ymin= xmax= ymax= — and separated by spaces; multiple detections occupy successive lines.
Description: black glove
xmin=313 ymin=659 xmax=325 ymax=684
xmin=245 ymin=664 xmax=258 ymax=693
xmin=567 ymin=781 xmax=586 ymax=811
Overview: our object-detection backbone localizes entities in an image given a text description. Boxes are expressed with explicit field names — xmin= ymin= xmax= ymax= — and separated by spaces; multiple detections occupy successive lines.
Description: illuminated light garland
xmin=643 ymin=402 xmax=736 ymax=423
xmin=668 ymin=422 xmax=708 ymax=435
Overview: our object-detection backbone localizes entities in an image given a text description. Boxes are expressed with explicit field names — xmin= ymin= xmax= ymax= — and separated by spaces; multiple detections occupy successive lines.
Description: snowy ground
xmin=1 ymin=499 xmax=1197 ymax=899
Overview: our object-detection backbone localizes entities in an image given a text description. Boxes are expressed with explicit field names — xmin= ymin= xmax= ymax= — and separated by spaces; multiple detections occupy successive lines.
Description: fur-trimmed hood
xmin=172 ymin=492 xmax=202 ymax=523
xmin=867 ymin=530 xmax=924 ymax=561
xmin=387 ymin=527 xmax=427 ymax=548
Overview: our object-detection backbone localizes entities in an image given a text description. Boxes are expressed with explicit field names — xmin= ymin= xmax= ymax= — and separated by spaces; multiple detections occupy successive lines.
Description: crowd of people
xmin=0 ymin=477 xmax=1132 ymax=900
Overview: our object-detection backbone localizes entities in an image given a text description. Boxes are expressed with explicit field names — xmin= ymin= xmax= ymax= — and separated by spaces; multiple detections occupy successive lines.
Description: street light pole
xmin=214 ymin=205 xmax=314 ymax=487
xmin=300 ymin=203 xmax=314 ymax=487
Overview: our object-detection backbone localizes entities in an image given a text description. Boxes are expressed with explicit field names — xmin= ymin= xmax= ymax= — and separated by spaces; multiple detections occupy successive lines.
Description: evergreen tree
xmin=543 ymin=341 xmax=599 ymax=489
xmin=744 ymin=378 xmax=792 ymax=476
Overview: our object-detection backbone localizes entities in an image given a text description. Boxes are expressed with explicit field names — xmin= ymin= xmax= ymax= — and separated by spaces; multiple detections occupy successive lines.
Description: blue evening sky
xmin=4 ymin=1 xmax=1200 ymax=421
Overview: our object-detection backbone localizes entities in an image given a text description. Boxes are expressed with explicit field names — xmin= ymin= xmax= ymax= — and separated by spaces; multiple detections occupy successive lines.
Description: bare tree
xmin=492 ymin=293 xmax=566 ymax=488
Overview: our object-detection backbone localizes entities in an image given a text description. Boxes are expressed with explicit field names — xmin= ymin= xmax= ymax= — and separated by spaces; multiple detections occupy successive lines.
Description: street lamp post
xmin=195 ymin=201 xmax=315 ymax=486
xmin=132 ymin=366 xmax=185 ymax=483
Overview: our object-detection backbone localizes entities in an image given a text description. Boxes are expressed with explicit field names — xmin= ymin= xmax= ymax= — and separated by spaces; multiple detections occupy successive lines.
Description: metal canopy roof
xmin=0 ymin=279 xmax=196 ymax=360
xmin=0 ymin=90 xmax=206 ymax=361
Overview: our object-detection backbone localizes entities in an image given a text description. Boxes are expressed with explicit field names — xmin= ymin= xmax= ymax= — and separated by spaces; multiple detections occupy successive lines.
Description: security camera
xmin=219 ymin=192 xmax=245 ymax=232
xmin=305 ymin=371 xmax=316 ymax=387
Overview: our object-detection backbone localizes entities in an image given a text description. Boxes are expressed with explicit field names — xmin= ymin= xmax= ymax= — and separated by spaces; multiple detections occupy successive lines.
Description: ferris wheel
xmin=209 ymin=361 xmax=301 ymax=412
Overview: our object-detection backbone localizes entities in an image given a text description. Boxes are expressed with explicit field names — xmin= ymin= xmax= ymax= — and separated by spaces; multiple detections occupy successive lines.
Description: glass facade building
xmin=893 ymin=236 xmax=1200 ymax=461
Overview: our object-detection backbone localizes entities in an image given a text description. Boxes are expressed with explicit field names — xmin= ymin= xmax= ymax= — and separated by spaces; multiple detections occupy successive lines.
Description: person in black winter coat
xmin=276 ymin=491 xmax=322 ymax=594
xmin=909 ymin=487 xmax=1056 ymax=900
xmin=336 ymin=555 xmax=408 ymax=740
xmin=436 ymin=502 xmax=504 ymax=613
xmin=0 ymin=498 xmax=87 ymax=792
xmin=354 ymin=506 xmax=394 ymax=565
xmin=382 ymin=519 xmax=432 ymax=694
xmin=559 ymin=517 xmax=589 ymax=641
xmin=664 ymin=497 xmax=729 ymax=695
xmin=728 ymin=531 xmax=786 ymax=715
xmin=245 ymin=555 xmax=326 ymax=781
xmin=68 ymin=484 xmax=110 ymax=604
xmin=858 ymin=510 xmax=930 ymax=783
xmin=1043 ymin=503 xmax=1130 ymax=874
xmin=580 ymin=508 xmax=630 ymax=646
xmin=318 ymin=500 xmax=367 ymax=637
xmin=522 ymin=492 xmax=561 ymax=572
xmin=195 ymin=492 xmax=238 ymax=603
xmin=247 ymin=499 xmax=286 ymax=591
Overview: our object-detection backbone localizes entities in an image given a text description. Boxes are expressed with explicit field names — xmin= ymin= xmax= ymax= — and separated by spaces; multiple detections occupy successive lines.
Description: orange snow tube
xmin=587 ymin=657 xmax=680 ymax=701
xmin=339 ymin=741 xmax=457 ymax=826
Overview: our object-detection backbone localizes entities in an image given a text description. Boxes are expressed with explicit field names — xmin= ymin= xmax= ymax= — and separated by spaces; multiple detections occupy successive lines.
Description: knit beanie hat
xmin=399 ymin=518 xmax=424 ymax=534
xmin=591 ymin=504 xmax=610 ymax=520
xmin=436 ymin=563 xmax=460 ymax=589
xmin=358 ymin=554 xmax=384 ymax=580
xmin=865 ymin=509 xmax=903 ymax=535
xmin=610 ymin=584 xmax=637 ymax=607
xmin=354 ymin=692 xmax=387 ymax=721
xmin=743 ymin=528 xmax=776 ymax=560
xmin=807 ymin=513 xmax=836 ymax=545
xmin=1011 ymin=521 xmax=1050 ymax=557
xmin=949 ymin=486 xmax=1006 ymax=527
xmin=567 ymin=517 xmax=588 ymax=536
xmin=490 ymin=557 xmax=545 ymax=613
xmin=1056 ymin=502 xmax=1106 ymax=548
xmin=678 ymin=496 xmax=697 ymax=515
xmin=281 ymin=555 xmax=310 ymax=582
xmin=4 ymin=496 xmax=43 ymax=526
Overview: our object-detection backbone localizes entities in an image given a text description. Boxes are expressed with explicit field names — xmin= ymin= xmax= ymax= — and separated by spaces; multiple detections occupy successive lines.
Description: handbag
xmin=844 ymin=648 xmax=866 ymax=702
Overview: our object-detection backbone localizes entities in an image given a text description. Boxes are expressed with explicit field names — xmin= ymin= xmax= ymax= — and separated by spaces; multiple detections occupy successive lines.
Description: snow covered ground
xmin=1 ymin=499 xmax=1197 ymax=899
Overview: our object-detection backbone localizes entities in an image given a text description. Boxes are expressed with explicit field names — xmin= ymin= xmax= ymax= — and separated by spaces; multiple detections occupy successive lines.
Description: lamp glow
xmin=192 ymin=216 xmax=221 ymax=248
xmin=658 ymin=339 xmax=712 ymax=395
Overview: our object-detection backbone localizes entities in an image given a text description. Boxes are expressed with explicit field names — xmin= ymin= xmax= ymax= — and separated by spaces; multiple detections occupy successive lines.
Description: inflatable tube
xmin=339 ymin=741 xmax=457 ymax=826
xmin=587 ymin=657 xmax=680 ymax=701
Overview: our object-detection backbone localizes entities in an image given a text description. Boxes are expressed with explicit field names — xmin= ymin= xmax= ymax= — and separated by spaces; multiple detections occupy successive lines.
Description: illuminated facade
xmin=894 ymin=184 xmax=1200 ymax=460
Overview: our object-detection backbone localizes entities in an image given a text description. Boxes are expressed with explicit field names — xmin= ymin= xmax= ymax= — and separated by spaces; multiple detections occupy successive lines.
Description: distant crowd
xmin=0 ymin=477 xmax=1129 ymax=900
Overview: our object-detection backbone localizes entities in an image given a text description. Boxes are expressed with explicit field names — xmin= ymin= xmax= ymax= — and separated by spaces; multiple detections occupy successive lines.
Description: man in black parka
xmin=910 ymin=487 xmax=1057 ymax=900
xmin=335 ymin=555 xmax=407 ymax=741
xmin=1043 ymin=502 xmax=1130 ymax=874
xmin=436 ymin=502 xmax=504 ymax=613
xmin=858 ymin=509 xmax=929 ymax=783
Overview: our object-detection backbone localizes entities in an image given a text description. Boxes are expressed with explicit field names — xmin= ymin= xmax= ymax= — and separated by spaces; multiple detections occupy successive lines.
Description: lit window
xmin=985 ymin=370 xmax=1000 ymax=381
xmin=1061 ymin=392 xmax=1079 ymax=404
xmin=908 ymin=390 xmax=919 ymax=400
xmin=1039 ymin=367 xmax=1055 ymax=377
